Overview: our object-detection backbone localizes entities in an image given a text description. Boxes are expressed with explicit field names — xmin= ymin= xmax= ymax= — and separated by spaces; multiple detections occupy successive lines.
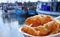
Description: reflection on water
xmin=0 ymin=10 xmax=27 ymax=37
xmin=2 ymin=12 xmax=26 ymax=25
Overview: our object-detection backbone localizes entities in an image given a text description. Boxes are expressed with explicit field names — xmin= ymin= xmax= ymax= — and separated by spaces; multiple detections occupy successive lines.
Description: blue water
xmin=0 ymin=10 xmax=25 ymax=37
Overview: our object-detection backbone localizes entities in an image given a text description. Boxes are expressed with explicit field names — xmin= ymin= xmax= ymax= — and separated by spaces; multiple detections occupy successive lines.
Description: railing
xmin=37 ymin=1 xmax=60 ymax=12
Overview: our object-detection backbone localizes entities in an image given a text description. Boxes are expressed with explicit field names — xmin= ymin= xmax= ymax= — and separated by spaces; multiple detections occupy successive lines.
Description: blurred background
xmin=0 ymin=0 xmax=60 ymax=37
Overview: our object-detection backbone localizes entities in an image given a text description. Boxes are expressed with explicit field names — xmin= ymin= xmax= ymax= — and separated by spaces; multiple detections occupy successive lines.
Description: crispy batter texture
xmin=45 ymin=20 xmax=60 ymax=35
xmin=21 ymin=25 xmax=40 ymax=36
xmin=25 ymin=14 xmax=53 ymax=27
xmin=21 ymin=15 xmax=60 ymax=36
xmin=22 ymin=20 xmax=60 ymax=36
xmin=35 ymin=26 xmax=49 ymax=36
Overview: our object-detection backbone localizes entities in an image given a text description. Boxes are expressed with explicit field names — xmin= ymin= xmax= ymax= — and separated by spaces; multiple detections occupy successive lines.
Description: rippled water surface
xmin=0 ymin=10 xmax=26 ymax=37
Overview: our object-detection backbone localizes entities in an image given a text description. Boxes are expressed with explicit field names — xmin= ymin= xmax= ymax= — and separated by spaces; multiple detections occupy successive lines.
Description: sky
xmin=0 ymin=0 xmax=60 ymax=3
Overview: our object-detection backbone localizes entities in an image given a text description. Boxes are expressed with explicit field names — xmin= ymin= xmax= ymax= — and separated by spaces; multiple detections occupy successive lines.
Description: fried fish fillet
xmin=25 ymin=15 xmax=53 ymax=27
xmin=36 ymin=20 xmax=60 ymax=36
xmin=21 ymin=20 xmax=60 ymax=36
xmin=21 ymin=25 xmax=40 ymax=36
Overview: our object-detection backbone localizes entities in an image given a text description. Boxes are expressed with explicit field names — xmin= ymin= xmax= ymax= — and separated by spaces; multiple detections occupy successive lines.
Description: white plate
xmin=19 ymin=16 xmax=60 ymax=37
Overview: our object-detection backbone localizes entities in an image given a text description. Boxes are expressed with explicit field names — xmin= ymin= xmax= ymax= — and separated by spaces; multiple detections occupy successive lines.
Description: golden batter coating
xmin=22 ymin=20 xmax=60 ymax=36
xmin=25 ymin=15 xmax=53 ymax=27
xmin=21 ymin=15 xmax=60 ymax=36
xmin=21 ymin=25 xmax=40 ymax=36
xmin=36 ymin=20 xmax=60 ymax=36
